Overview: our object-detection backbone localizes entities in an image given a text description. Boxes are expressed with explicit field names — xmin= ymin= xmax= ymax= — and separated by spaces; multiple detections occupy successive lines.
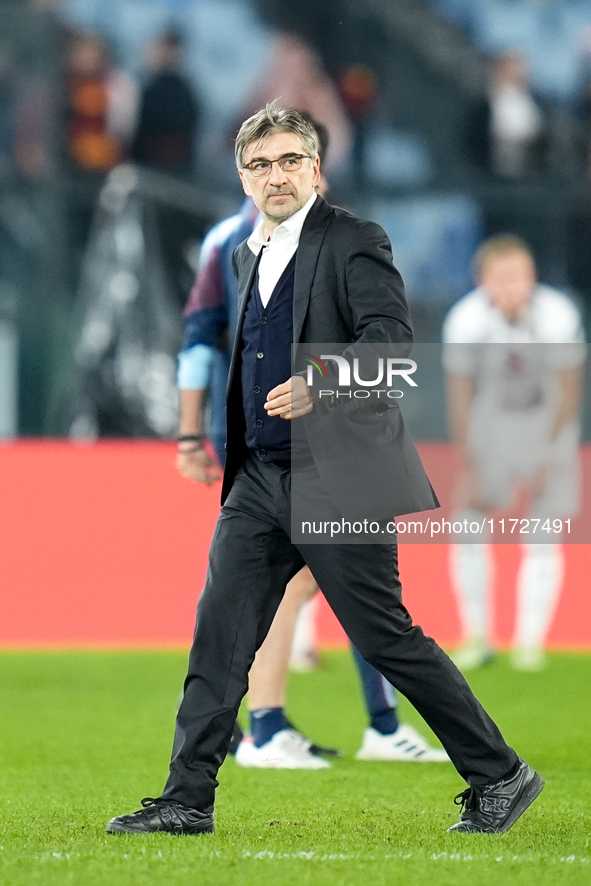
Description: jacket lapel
xmin=227 ymin=244 xmax=259 ymax=394
xmin=236 ymin=247 xmax=258 ymax=320
xmin=293 ymin=196 xmax=333 ymax=344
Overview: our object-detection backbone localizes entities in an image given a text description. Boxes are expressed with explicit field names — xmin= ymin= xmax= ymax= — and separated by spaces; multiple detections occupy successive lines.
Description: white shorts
xmin=467 ymin=403 xmax=580 ymax=518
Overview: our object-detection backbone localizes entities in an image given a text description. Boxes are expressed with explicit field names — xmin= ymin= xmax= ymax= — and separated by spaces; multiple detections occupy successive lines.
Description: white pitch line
xmin=31 ymin=849 xmax=590 ymax=866
xmin=208 ymin=850 xmax=590 ymax=865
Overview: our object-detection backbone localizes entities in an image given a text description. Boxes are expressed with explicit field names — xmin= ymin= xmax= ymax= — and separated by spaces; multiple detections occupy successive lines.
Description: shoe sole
xmin=235 ymin=753 xmax=267 ymax=768
xmin=261 ymin=758 xmax=330 ymax=769
xmin=235 ymin=754 xmax=329 ymax=769
xmin=106 ymin=820 xmax=214 ymax=835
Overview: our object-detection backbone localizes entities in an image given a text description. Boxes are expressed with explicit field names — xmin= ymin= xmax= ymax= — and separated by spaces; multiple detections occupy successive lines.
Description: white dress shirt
xmin=246 ymin=193 xmax=318 ymax=308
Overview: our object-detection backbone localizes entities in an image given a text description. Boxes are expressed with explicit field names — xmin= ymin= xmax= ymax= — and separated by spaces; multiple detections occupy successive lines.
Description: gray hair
xmin=235 ymin=101 xmax=320 ymax=167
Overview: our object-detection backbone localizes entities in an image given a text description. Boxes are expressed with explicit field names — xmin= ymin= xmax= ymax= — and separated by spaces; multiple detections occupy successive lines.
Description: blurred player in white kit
xmin=443 ymin=234 xmax=585 ymax=671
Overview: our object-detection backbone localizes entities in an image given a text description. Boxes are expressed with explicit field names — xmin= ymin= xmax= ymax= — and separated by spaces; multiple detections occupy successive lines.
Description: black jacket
xmin=225 ymin=195 xmax=439 ymax=520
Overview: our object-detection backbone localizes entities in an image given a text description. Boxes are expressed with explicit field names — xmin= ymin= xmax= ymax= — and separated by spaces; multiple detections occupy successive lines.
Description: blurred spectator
xmin=337 ymin=63 xmax=378 ymax=189
xmin=0 ymin=42 xmax=16 ymax=175
xmin=62 ymin=29 xmax=138 ymax=293
xmin=238 ymin=32 xmax=351 ymax=174
xmin=579 ymin=79 xmax=591 ymax=177
xmin=4 ymin=1 xmax=70 ymax=182
xmin=575 ymin=26 xmax=591 ymax=178
xmin=465 ymin=52 xmax=549 ymax=179
xmin=131 ymin=30 xmax=201 ymax=178
xmin=65 ymin=30 xmax=137 ymax=174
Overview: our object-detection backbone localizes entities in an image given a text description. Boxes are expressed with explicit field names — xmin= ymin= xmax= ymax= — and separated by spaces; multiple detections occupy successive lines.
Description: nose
xmin=267 ymin=160 xmax=288 ymax=185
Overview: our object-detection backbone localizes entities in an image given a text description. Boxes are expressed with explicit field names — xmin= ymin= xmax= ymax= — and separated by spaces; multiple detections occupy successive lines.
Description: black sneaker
xmin=448 ymin=759 xmax=544 ymax=833
xmin=106 ymin=798 xmax=214 ymax=835
xmin=308 ymin=741 xmax=342 ymax=758
xmin=284 ymin=717 xmax=342 ymax=758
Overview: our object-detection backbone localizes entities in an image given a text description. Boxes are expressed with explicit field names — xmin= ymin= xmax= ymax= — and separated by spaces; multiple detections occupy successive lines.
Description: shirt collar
xmin=247 ymin=193 xmax=318 ymax=255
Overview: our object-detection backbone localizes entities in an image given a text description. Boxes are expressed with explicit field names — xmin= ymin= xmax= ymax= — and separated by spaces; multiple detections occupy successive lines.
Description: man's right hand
xmin=177 ymin=448 xmax=222 ymax=486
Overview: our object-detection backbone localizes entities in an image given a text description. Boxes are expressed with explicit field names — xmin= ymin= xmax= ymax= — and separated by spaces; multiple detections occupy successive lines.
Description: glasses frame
xmin=241 ymin=153 xmax=313 ymax=178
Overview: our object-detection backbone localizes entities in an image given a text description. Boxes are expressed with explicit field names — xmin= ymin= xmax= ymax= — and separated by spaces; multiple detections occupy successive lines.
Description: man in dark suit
xmin=107 ymin=103 xmax=544 ymax=836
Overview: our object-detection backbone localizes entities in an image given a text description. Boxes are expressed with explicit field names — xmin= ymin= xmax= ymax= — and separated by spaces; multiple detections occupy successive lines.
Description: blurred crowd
xmin=2 ymin=0 xmax=591 ymax=436
xmin=3 ymin=0 xmax=591 ymax=190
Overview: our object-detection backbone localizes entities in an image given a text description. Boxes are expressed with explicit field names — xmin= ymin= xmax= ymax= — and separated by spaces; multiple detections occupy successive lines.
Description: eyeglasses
xmin=242 ymin=153 xmax=313 ymax=178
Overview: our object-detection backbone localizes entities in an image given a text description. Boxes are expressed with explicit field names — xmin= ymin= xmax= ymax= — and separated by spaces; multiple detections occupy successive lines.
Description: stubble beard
xmin=261 ymin=189 xmax=302 ymax=225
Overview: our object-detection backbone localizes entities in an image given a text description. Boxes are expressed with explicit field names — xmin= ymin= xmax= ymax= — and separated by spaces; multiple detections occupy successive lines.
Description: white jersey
xmin=443 ymin=283 xmax=585 ymax=362
xmin=443 ymin=284 xmax=585 ymax=411
xmin=442 ymin=284 xmax=585 ymax=515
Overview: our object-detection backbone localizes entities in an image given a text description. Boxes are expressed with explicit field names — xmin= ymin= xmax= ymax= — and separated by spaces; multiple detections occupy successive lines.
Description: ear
xmin=312 ymin=157 xmax=320 ymax=188
xmin=238 ymin=168 xmax=252 ymax=197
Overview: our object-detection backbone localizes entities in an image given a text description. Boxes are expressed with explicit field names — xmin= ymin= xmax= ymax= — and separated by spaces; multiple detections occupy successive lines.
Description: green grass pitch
xmin=1 ymin=649 xmax=590 ymax=886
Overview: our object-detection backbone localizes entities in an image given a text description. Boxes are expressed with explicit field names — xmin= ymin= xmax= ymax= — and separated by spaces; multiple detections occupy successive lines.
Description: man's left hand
xmin=264 ymin=376 xmax=313 ymax=420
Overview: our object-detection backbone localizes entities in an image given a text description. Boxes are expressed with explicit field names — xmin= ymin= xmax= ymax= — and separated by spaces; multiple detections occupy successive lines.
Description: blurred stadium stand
xmin=431 ymin=0 xmax=591 ymax=104
xmin=2 ymin=0 xmax=591 ymax=437
xmin=63 ymin=164 xmax=235 ymax=439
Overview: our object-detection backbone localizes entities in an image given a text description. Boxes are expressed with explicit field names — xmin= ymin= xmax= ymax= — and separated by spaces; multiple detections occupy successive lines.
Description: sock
xmin=350 ymin=644 xmax=400 ymax=734
xmin=513 ymin=543 xmax=564 ymax=652
xmin=449 ymin=542 xmax=492 ymax=643
xmin=250 ymin=707 xmax=289 ymax=747
xmin=371 ymin=707 xmax=400 ymax=736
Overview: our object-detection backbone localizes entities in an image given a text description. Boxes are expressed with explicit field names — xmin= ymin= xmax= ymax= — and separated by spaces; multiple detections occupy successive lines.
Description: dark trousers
xmin=161 ymin=455 xmax=518 ymax=812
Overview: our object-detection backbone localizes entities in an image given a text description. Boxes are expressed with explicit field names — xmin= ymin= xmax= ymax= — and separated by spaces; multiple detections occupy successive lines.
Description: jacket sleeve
xmin=182 ymin=245 xmax=228 ymax=350
xmin=301 ymin=220 xmax=415 ymax=418
xmin=344 ymin=220 xmax=413 ymax=346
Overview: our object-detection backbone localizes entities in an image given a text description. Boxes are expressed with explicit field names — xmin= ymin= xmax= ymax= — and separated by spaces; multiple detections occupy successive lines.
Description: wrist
xmin=178 ymin=444 xmax=203 ymax=455
xmin=177 ymin=434 xmax=205 ymax=455
xmin=177 ymin=433 xmax=204 ymax=443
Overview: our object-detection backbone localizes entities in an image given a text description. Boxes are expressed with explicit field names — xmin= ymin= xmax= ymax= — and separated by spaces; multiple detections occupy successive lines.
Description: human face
xmin=479 ymin=250 xmax=536 ymax=321
xmin=239 ymin=131 xmax=320 ymax=230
